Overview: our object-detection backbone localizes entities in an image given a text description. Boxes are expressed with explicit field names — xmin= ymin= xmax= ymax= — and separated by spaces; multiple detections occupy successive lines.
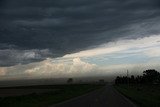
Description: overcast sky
xmin=0 ymin=0 xmax=160 ymax=80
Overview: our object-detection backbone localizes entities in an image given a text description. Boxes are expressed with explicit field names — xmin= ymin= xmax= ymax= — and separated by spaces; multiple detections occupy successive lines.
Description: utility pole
xmin=127 ymin=69 xmax=129 ymax=77
xmin=127 ymin=69 xmax=129 ymax=85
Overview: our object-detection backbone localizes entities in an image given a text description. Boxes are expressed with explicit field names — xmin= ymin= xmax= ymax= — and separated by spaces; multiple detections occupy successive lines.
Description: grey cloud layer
xmin=0 ymin=0 xmax=160 ymax=66
xmin=0 ymin=49 xmax=52 ymax=66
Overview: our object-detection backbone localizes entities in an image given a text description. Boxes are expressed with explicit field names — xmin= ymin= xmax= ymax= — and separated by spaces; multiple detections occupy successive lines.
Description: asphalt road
xmin=50 ymin=85 xmax=137 ymax=107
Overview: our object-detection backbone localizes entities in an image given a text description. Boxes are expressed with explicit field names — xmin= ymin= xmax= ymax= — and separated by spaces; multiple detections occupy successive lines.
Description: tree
xmin=115 ymin=76 xmax=122 ymax=84
xmin=130 ymin=75 xmax=135 ymax=83
xmin=143 ymin=69 xmax=160 ymax=83
xmin=67 ymin=78 xmax=73 ymax=84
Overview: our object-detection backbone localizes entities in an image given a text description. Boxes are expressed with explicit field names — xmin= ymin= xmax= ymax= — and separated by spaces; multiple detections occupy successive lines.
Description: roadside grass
xmin=0 ymin=84 xmax=104 ymax=107
xmin=114 ymin=84 xmax=160 ymax=107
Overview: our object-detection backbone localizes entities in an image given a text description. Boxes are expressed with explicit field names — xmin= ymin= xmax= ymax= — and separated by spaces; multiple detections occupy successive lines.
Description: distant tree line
xmin=115 ymin=69 xmax=160 ymax=84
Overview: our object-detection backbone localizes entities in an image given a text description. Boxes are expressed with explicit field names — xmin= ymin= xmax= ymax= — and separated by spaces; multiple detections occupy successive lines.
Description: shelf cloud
xmin=1 ymin=0 xmax=160 ymax=66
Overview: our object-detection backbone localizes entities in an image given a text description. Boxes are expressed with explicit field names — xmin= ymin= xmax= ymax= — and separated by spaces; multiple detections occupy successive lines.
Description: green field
xmin=114 ymin=84 xmax=160 ymax=107
xmin=0 ymin=84 xmax=103 ymax=107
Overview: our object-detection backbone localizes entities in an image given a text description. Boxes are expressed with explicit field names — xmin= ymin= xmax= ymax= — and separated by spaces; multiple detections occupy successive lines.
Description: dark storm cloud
xmin=0 ymin=0 xmax=160 ymax=66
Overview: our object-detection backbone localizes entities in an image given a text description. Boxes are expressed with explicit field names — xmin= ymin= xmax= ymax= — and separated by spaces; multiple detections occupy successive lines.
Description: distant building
xmin=99 ymin=79 xmax=105 ymax=84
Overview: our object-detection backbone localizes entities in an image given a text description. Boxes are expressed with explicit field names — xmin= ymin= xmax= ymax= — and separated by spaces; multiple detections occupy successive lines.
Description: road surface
xmin=50 ymin=85 xmax=137 ymax=107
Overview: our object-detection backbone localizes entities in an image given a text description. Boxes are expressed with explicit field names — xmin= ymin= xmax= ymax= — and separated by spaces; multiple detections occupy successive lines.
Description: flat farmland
xmin=0 ymin=84 xmax=103 ymax=107
xmin=0 ymin=88 xmax=57 ymax=97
